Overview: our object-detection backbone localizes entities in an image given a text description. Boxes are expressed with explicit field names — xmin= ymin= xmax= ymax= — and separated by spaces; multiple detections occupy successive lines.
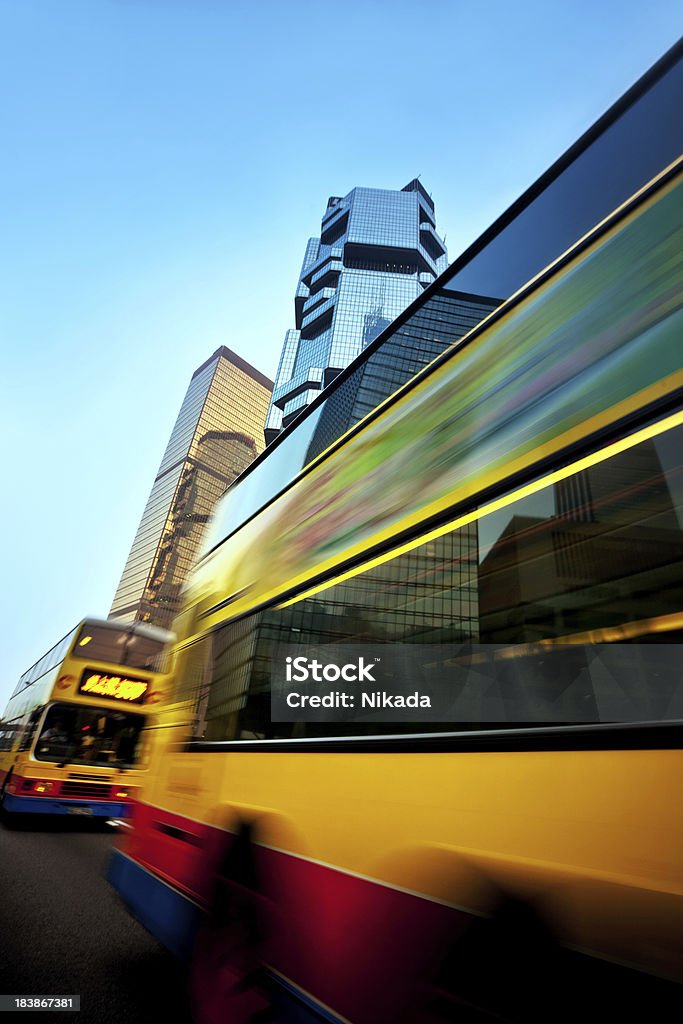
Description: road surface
xmin=0 ymin=816 xmax=192 ymax=1023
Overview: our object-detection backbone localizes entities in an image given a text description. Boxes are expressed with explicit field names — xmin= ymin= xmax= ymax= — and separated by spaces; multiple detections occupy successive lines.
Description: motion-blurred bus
xmin=109 ymin=44 xmax=683 ymax=1024
xmin=0 ymin=618 xmax=172 ymax=821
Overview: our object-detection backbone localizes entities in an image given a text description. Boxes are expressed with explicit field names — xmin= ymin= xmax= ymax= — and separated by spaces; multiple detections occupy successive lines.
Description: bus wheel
xmin=188 ymin=824 xmax=273 ymax=1024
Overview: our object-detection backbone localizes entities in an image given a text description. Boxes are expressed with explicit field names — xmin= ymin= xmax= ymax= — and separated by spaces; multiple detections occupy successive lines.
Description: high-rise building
xmin=110 ymin=347 xmax=272 ymax=629
xmin=265 ymin=178 xmax=447 ymax=442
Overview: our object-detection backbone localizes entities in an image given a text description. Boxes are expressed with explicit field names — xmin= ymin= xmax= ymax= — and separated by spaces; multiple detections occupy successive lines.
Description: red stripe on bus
xmin=123 ymin=802 xmax=465 ymax=1023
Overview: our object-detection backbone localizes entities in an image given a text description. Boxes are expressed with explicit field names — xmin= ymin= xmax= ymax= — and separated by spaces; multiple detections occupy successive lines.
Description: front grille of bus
xmin=60 ymin=782 xmax=112 ymax=800
xmin=67 ymin=773 xmax=107 ymax=782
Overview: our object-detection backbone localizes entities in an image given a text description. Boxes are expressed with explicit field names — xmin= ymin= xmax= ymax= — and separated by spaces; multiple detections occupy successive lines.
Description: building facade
xmin=110 ymin=347 xmax=272 ymax=629
xmin=264 ymin=178 xmax=447 ymax=442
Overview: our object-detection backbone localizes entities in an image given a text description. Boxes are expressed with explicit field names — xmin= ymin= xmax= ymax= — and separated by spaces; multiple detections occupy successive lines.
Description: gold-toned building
xmin=110 ymin=347 xmax=272 ymax=629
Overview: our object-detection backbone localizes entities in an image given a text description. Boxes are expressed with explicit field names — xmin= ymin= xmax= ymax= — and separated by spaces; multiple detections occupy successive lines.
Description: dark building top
xmin=265 ymin=178 xmax=448 ymax=441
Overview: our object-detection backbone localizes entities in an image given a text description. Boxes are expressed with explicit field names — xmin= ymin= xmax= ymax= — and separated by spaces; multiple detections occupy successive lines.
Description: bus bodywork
xmin=0 ymin=619 xmax=173 ymax=819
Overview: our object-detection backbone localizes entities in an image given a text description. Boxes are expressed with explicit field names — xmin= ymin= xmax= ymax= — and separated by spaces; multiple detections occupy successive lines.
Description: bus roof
xmin=14 ymin=618 xmax=175 ymax=697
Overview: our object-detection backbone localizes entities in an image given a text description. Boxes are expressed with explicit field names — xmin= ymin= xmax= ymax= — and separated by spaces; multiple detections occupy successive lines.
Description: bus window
xmin=72 ymin=625 xmax=168 ymax=671
xmin=18 ymin=708 xmax=44 ymax=752
xmin=0 ymin=723 xmax=21 ymax=752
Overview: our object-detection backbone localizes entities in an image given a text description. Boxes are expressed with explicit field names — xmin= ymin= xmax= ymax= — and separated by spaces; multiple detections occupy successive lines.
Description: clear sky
xmin=0 ymin=0 xmax=681 ymax=710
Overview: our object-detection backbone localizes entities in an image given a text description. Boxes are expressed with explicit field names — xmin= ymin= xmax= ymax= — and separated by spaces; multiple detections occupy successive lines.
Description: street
xmin=0 ymin=817 xmax=192 ymax=1023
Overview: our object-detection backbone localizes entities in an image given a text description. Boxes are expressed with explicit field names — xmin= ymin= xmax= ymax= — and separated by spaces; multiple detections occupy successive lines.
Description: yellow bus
xmin=0 ymin=618 xmax=173 ymax=821
xmin=110 ymin=52 xmax=683 ymax=1024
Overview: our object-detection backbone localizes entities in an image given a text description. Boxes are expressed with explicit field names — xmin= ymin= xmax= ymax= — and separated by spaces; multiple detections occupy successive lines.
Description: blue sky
xmin=0 ymin=0 xmax=681 ymax=708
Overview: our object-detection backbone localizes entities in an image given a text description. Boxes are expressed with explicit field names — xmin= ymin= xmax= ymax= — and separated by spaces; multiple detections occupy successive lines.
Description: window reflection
xmin=180 ymin=419 xmax=683 ymax=741
xmin=478 ymin=433 xmax=683 ymax=643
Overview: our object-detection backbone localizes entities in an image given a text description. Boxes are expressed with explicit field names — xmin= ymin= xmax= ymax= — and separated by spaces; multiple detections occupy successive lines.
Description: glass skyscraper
xmin=110 ymin=347 xmax=272 ymax=629
xmin=264 ymin=178 xmax=447 ymax=442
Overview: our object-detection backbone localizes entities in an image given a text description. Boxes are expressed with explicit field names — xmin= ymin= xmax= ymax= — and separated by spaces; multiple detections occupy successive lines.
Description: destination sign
xmin=78 ymin=669 xmax=150 ymax=704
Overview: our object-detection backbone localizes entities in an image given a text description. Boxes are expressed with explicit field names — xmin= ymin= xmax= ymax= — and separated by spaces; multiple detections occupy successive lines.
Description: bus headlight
xmin=114 ymin=789 xmax=129 ymax=799
xmin=34 ymin=781 xmax=54 ymax=793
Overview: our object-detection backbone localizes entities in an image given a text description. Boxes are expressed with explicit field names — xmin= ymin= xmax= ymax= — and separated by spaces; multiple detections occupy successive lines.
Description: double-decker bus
xmin=109 ymin=44 xmax=683 ymax=1024
xmin=0 ymin=618 xmax=173 ymax=821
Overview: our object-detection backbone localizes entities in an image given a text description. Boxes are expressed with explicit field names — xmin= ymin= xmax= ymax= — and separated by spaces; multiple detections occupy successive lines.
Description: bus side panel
xmin=110 ymin=747 xmax=683 ymax=1021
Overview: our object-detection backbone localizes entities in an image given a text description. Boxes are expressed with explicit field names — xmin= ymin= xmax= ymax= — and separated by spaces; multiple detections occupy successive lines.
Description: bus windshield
xmin=34 ymin=704 xmax=144 ymax=769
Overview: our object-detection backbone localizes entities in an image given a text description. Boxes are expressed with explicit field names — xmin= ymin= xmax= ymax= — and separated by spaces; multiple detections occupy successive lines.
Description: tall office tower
xmin=110 ymin=347 xmax=273 ymax=629
xmin=264 ymin=178 xmax=447 ymax=443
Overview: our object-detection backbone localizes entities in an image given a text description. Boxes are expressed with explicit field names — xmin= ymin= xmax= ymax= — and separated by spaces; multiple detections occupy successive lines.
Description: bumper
xmin=2 ymin=793 xmax=129 ymax=817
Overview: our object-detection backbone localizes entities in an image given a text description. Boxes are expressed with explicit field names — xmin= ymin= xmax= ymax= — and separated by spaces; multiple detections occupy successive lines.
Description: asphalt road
xmin=0 ymin=816 xmax=192 ymax=1024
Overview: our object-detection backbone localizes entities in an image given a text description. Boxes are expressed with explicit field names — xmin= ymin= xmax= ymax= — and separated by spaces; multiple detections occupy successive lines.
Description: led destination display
xmin=78 ymin=668 xmax=150 ymax=704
